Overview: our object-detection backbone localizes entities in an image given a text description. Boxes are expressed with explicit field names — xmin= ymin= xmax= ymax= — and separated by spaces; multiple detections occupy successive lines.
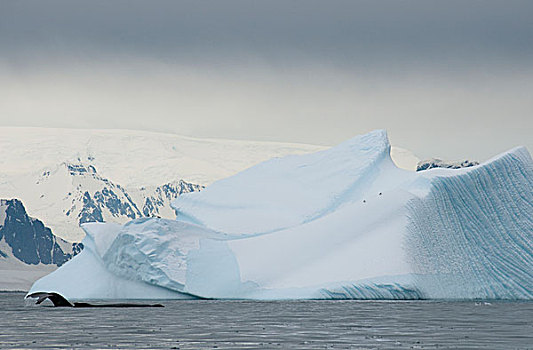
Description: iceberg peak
xmin=170 ymin=129 xmax=393 ymax=235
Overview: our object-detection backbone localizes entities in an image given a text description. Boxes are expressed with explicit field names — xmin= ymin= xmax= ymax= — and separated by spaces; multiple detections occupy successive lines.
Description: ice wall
xmin=407 ymin=147 xmax=533 ymax=299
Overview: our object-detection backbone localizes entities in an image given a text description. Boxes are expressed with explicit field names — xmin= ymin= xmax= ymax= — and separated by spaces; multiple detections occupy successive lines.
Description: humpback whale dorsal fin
xmin=27 ymin=292 xmax=74 ymax=307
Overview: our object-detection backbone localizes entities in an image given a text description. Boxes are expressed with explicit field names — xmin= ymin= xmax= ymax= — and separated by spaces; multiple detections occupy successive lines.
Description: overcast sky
xmin=1 ymin=0 xmax=532 ymax=160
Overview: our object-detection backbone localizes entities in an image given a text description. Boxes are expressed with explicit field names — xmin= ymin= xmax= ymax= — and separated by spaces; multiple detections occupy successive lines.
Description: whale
xmin=26 ymin=292 xmax=164 ymax=308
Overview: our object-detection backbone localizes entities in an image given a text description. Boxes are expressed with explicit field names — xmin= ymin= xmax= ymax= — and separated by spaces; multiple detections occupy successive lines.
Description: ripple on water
xmin=0 ymin=293 xmax=532 ymax=349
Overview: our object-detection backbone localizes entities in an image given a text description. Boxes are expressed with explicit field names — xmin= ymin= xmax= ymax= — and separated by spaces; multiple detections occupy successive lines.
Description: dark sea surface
xmin=0 ymin=292 xmax=532 ymax=349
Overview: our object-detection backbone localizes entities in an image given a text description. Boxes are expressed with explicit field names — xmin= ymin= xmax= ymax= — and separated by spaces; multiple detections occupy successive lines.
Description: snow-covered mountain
xmin=416 ymin=158 xmax=479 ymax=171
xmin=3 ymin=160 xmax=202 ymax=241
xmin=0 ymin=127 xmax=418 ymax=185
xmin=0 ymin=127 xmax=327 ymax=188
xmin=0 ymin=199 xmax=80 ymax=290
xmin=28 ymin=130 xmax=533 ymax=300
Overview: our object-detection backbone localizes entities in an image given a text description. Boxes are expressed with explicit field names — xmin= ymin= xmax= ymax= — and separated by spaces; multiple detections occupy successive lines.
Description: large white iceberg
xmin=28 ymin=130 xmax=533 ymax=300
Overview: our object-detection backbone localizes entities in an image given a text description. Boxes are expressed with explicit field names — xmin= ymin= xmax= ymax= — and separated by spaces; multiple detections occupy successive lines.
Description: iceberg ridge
xmin=170 ymin=130 xmax=392 ymax=235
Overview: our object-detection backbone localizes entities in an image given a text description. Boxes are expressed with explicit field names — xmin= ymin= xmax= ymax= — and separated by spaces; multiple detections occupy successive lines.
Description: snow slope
xmin=28 ymin=130 xmax=532 ymax=300
xmin=0 ymin=127 xmax=326 ymax=188
xmin=0 ymin=257 xmax=56 ymax=292
xmin=171 ymin=130 xmax=395 ymax=235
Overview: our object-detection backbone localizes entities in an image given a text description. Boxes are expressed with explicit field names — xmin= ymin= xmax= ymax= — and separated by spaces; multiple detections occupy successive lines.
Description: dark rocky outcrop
xmin=416 ymin=159 xmax=479 ymax=172
xmin=0 ymin=199 xmax=81 ymax=266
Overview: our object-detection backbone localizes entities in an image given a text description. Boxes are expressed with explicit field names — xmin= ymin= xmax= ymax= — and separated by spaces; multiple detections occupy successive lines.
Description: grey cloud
xmin=2 ymin=0 xmax=533 ymax=65
xmin=0 ymin=0 xmax=532 ymax=161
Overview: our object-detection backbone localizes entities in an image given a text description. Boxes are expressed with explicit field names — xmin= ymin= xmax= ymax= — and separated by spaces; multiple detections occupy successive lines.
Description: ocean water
xmin=0 ymin=293 xmax=532 ymax=349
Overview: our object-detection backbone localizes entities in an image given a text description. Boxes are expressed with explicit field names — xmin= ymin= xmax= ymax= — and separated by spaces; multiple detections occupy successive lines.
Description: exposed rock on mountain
xmin=4 ymin=161 xmax=203 ymax=242
xmin=416 ymin=159 xmax=479 ymax=172
xmin=0 ymin=199 xmax=80 ymax=266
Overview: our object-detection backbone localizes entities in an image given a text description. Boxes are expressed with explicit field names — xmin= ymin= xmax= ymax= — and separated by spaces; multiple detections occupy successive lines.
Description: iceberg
xmin=28 ymin=130 xmax=533 ymax=300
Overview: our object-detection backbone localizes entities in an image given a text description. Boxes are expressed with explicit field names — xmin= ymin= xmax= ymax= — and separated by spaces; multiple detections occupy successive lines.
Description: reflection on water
xmin=1 ymin=293 xmax=532 ymax=349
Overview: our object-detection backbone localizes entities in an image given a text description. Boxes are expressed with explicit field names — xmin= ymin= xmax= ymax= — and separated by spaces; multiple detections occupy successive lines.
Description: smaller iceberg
xmin=28 ymin=130 xmax=533 ymax=300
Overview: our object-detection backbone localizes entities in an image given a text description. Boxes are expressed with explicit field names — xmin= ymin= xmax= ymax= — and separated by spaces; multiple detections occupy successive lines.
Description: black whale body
xmin=26 ymin=292 xmax=164 ymax=308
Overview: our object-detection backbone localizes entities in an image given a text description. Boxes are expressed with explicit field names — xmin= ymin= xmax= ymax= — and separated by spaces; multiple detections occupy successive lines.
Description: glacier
xmin=27 ymin=130 xmax=533 ymax=300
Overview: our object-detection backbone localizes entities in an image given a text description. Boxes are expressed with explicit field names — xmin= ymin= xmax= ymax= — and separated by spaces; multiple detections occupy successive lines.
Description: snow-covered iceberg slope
xmin=28 ymin=130 xmax=533 ymax=300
